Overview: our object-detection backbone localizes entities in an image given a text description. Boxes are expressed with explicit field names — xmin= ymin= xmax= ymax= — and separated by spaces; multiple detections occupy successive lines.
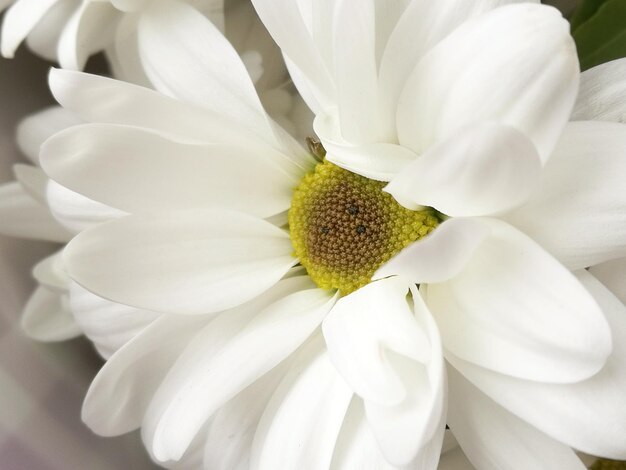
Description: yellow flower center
xmin=288 ymin=160 xmax=439 ymax=294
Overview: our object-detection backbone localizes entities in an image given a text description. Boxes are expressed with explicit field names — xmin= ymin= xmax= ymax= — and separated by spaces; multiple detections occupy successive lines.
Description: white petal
xmin=82 ymin=315 xmax=206 ymax=436
xmin=21 ymin=286 xmax=80 ymax=342
xmin=138 ymin=0 xmax=274 ymax=142
xmin=150 ymin=282 xmax=336 ymax=461
xmin=64 ymin=209 xmax=296 ymax=315
xmin=448 ymin=368 xmax=586 ymax=470
xmin=251 ymin=334 xmax=353 ymax=470
xmin=385 ymin=123 xmax=542 ymax=217
xmin=46 ymin=180 xmax=127 ymax=234
xmin=32 ymin=251 xmax=68 ymax=292
xmin=203 ymin=362 xmax=289 ymax=470
xmin=314 ymin=112 xmax=416 ymax=181
xmin=572 ymin=58 xmax=626 ymax=122
xmin=57 ymin=1 xmax=119 ymax=70
xmin=397 ymin=3 xmax=578 ymax=163
xmin=16 ymin=106 xmax=82 ymax=164
xmin=374 ymin=218 xmax=491 ymax=284
xmin=1 ymin=0 xmax=57 ymax=58
xmin=427 ymin=218 xmax=611 ymax=383
xmin=590 ymin=257 xmax=626 ymax=305
xmin=0 ymin=181 xmax=71 ymax=243
xmin=323 ymin=277 xmax=431 ymax=406
xmin=13 ymin=164 xmax=48 ymax=204
xmin=363 ymin=287 xmax=446 ymax=466
xmin=23 ymin=0 xmax=74 ymax=61
xmin=69 ymin=282 xmax=160 ymax=359
xmin=378 ymin=0 xmax=538 ymax=139
xmin=506 ymin=121 xmax=626 ymax=270
xmin=41 ymin=123 xmax=297 ymax=219
xmin=447 ymin=269 xmax=626 ymax=459
xmin=108 ymin=14 xmax=151 ymax=86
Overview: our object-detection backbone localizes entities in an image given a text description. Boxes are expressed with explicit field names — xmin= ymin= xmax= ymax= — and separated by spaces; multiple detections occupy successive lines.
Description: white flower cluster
xmin=0 ymin=1 xmax=625 ymax=469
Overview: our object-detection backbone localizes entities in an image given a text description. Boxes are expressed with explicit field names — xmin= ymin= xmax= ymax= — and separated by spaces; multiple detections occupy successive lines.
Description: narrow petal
xmin=21 ymin=286 xmax=80 ymax=342
xmin=41 ymin=124 xmax=297 ymax=219
xmin=57 ymin=1 xmax=119 ymax=70
xmin=448 ymin=368 xmax=587 ymax=470
xmin=69 ymin=282 xmax=160 ymax=359
xmin=385 ymin=123 xmax=542 ymax=217
xmin=16 ymin=106 xmax=82 ymax=164
xmin=64 ymin=209 xmax=296 ymax=315
xmin=590 ymin=257 xmax=626 ymax=304
xmin=374 ymin=218 xmax=491 ymax=284
xmin=427 ymin=218 xmax=611 ymax=383
xmin=572 ymin=58 xmax=626 ymax=122
xmin=250 ymin=335 xmax=353 ymax=470
xmin=82 ymin=315 xmax=206 ymax=436
xmin=0 ymin=181 xmax=71 ymax=243
xmin=323 ymin=277 xmax=431 ymax=406
xmin=1 ymin=0 xmax=57 ymax=58
xmin=150 ymin=281 xmax=336 ymax=461
xmin=506 ymin=121 xmax=626 ymax=269
xmin=138 ymin=0 xmax=274 ymax=142
xmin=32 ymin=251 xmax=68 ymax=292
xmin=397 ymin=3 xmax=578 ymax=162
xmin=447 ymin=270 xmax=626 ymax=459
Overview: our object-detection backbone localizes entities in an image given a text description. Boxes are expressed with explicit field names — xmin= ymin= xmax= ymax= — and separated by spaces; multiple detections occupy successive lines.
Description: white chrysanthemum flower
xmin=36 ymin=1 xmax=626 ymax=470
xmin=0 ymin=0 xmax=224 ymax=73
xmin=0 ymin=0 xmax=310 ymax=359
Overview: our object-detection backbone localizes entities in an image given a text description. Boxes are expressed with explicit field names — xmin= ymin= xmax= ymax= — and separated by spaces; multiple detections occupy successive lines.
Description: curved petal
xmin=13 ymin=164 xmax=49 ymax=205
xmin=506 ymin=121 xmax=626 ymax=270
xmin=250 ymin=334 xmax=353 ymax=470
xmin=21 ymin=286 xmax=80 ymax=342
xmin=590 ymin=257 xmax=626 ymax=305
xmin=427 ymin=218 xmax=611 ymax=383
xmin=1 ymin=0 xmax=58 ymax=58
xmin=149 ymin=281 xmax=336 ymax=461
xmin=138 ymin=0 xmax=274 ymax=142
xmin=448 ymin=368 xmax=587 ymax=470
xmin=64 ymin=209 xmax=296 ymax=315
xmin=82 ymin=315 xmax=206 ymax=436
xmin=447 ymin=269 xmax=626 ymax=460
xmin=323 ymin=277 xmax=431 ymax=406
xmin=32 ymin=251 xmax=68 ymax=292
xmin=374 ymin=218 xmax=491 ymax=284
xmin=0 ymin=181 xmax=71 ymax=243
xmin=572 ymin=58 xmax=626 ymax=122
xmin=397 ymin=3 xmax=578 ymax=163
xmin=69 ymin=282 xmax=160 ymax=359
xmin=16 ymin=106 xmax=82 ymax=164
xmin=385 ymin=123 xmax=542 ymax=217
xmin=41 ymin=123 xmax=297 ymax=219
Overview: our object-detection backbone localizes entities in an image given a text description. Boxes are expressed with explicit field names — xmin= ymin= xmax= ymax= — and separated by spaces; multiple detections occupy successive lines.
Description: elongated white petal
xmin=427 ymin=218 xmax=611 ymax=383
xmin=82 ymin=315 xmax=206 ymax=436
xmin=448 ymin=368 xmax=586 ymax=470
xmin=13 ymin=164 xmax=48 ymax=204
xmin=21 ymin=286 xmax=80 ymax=342
xmin=41 ymin=124 xmax=296 ymax=219
xmin=323 ymin=277 xmax=430 ymax=406
xmin=386 ymin=123 xmax=542 ymax=216
xmin=374 ymin=218 xmax=490 ymax=284
xmin=572 ymin=58 xmax=626 ymax=122
xmin=139 ymin=0 xmax=274 ymax=142
xmin=363 ymin=287 xmax=446 ymax=466
xmin=1 ymin=0 xmax=57 ymax=58
xmin=57 ymin=1 xmax=119 ymax=70
xmin=32 ymin=251 xmax=68 ymax=292
xmin=590 ymin=257 xmax=626 ymax=304
xmin=397 ymin=3 xmax=578 ymax=163
xmin=46 ymin=180 xmax=127 ymax=234
xmin=64 ymin=209 xmax=296 ymax=315
xmin=16 ymin=106 xmax=82 ymax=164
xmin=378 ymin=0 xmax=538 ymax=139
xmin=506 ymin=121 xmax=626 ymax=269
xmin=150 ymin=284 xmax=336 ymax=461
xmin=447 ymin=270 xmax=626 ymax=459
xmin=251 ymin=335 xmax=353 ymax=470
xmin=70 ymin=282 xmax=160 ymax=359
xmin=0 ymin=181 xmax=71 ymax=242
